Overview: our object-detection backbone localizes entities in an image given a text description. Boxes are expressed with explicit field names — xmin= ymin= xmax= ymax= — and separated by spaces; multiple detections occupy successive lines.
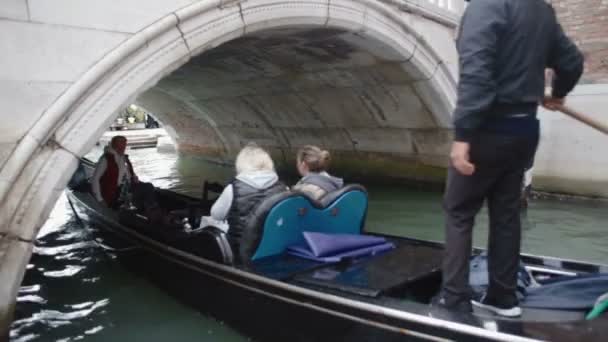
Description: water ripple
xmin=19 ymin=285 xmax=40 ymax=294
xmin=33 ymin=241 xmax=96 ymax=257
xmin=12 ymin=299 xmax=110 ymax=334
xmin=12 ymin=333 xmax=39 ymax=342
xmin=84 ymin=325 xmax=104 ymax=335
xmin=43 ymin=265 xmax=85 ymax=278
xmin=16 ymin=295 xmax=47 ymax=305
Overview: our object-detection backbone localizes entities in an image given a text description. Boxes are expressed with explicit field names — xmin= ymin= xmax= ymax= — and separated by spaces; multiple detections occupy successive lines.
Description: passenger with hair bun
xmin=293 ymin=145 xmax=344 ymax=200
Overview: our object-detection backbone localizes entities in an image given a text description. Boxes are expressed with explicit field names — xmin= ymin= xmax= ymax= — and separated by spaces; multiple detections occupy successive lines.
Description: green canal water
xmin=10 ymin=147 xmax=608 ymax=341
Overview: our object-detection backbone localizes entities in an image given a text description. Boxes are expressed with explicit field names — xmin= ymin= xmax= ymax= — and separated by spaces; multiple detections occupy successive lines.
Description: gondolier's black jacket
xmin=454 ymin=0 xmax=584 ymax=142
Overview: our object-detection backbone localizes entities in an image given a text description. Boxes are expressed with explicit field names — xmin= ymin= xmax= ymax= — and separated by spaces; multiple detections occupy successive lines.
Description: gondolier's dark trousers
xmin=442 ymin=131 xmax=538 ymax=305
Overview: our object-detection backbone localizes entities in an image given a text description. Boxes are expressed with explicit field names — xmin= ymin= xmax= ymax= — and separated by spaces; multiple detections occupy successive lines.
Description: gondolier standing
xmin=435 ymin=0 xmax=584 ymax=316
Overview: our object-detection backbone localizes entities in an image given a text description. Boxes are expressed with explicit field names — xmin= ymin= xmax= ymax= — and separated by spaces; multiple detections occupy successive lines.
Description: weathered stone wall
xmin=551 ymin=0 xmax=608 ymax=83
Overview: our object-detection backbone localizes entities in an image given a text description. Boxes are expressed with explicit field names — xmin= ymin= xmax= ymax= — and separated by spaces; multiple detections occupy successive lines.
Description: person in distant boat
xmin=292 ymin=145 xmax=343 ymax=200
xmin=435 ymin=0 xmax=584 ymax=318
xmin=91 ymin=136 xmax=157 ymax=214
xmin=209 ymin=143 xmax=286 ymax=257
xmin=91 ymin=136 xmax=138 ymax=208
xmin=145 ymin=114 xmax=160 ymax=129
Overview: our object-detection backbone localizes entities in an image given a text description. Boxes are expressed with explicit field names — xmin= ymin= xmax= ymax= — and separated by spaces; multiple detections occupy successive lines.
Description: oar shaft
xmin=557 ymin=105 xmax=608 ymax=136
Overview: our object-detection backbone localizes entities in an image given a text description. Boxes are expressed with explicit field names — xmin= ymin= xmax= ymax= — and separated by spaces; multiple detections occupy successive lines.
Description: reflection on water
xmin=11 ymin=145 xmax=608 ymax=341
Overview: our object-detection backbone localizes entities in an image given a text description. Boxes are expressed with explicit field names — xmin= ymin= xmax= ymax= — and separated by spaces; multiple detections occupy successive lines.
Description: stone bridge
xmin=2 ymin=0 xmax=608 ymax=336
xmin=0 ymin=0 xmax=464 ymax=333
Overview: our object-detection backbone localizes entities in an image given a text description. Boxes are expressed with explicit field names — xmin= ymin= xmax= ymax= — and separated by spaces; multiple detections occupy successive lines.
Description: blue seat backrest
xmin=249 ymin=184 xmax=368 ymax=261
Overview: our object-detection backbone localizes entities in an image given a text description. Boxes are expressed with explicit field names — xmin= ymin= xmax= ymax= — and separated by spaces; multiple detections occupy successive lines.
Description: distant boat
xmin=98 ymin=128 xmax=169 ymax=149
xmin=67 ymin=158 xmax=608 ymax=342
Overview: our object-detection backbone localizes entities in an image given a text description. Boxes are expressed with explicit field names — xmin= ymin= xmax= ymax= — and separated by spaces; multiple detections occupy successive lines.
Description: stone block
xmin=9 ymin=149 xmax=78 ymax=240
xmin=0 ymin=0 xmax=28 ymax=20
xmin=234 ymin=93 xmax=325 ymax=129
xmin=0 ymin=146 xmax=53 ymax=236
xmin=410 ymin=128 xmax=452 ymax=158
xmin=0 ymin=20 xmax=129 ymax=82
xmin=280 ymin=127 xmax=354 ymax=151
xmin=29 ymin=0 xmax=197 ymax=33
xmin=326 ymin=0 xmax=366 ymax=32
xmin=177 ymin=3 xmax=245 ymax=58
xmin=0 ymin=80 xmax=70 ymax=144
xmin=334 ymin=32 xmax=405 ymax=66
xmin=358 ymin=84 xmax=436 ymax=129
xmin=240 ymin=0 xmax=329 ymax=34
xmin=296 ymin=88 xmax=380 ymax=128
xmin=0 ymin=134 xmax=40 ymax=202
xmin=412 ymin=78 xmax=454 ymax=128
xmin=408 ymin=15 xmax=459 ymax=80
xmin=0 ymin=143 xmax=15 ymax=171
xmin=220 ymin=126 xmax=287 ymax=150
xmin=346 ymin=127 xmax=415 ymax=154
xmin=0 ymin=237 xmax=32 ymax=338
xmin=360 ymin=3 xmax=417 ymax=62
xmin=196 ymin=97 xmax=275 ymax=128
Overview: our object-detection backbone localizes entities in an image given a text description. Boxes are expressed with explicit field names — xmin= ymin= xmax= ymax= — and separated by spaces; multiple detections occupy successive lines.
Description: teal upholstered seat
xmin=247 ymin=185 xmax=368 ymax=261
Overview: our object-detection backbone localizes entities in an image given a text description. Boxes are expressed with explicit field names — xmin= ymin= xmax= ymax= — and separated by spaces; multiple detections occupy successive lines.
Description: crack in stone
xmin=173 ymin=13 xmax=192 ymax=55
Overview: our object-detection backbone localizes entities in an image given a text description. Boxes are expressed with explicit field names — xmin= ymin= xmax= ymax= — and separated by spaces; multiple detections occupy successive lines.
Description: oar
xmin=557 ymin=105 xmax=608 ymax=135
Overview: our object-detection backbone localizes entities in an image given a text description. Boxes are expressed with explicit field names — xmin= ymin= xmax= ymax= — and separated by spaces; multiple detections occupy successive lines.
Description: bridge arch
xmin=0 ymin=0 xmax=460 ymax=332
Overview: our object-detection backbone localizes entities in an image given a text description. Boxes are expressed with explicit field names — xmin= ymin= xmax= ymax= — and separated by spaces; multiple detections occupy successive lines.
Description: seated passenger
xmin=91 ymin=136 xmax=157 ymax=213
xmin=292 ymin=145 xmax=343 ymax=200
xmin=209 ymin=143 xmax=286 ymax=246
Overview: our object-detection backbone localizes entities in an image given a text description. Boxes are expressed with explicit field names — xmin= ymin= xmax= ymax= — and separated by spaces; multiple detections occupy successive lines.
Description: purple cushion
xmin=303 ymin=231 xmax=388 ymax=256
xmin=286 ymin=232 xmax=395 ymax=262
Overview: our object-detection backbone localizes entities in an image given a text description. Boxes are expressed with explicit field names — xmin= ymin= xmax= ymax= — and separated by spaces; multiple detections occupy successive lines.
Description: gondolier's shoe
xmin=472 ymin=293 xmax=522 ymax=317
xmin=430 ymin=294 xmax=472 ymax=313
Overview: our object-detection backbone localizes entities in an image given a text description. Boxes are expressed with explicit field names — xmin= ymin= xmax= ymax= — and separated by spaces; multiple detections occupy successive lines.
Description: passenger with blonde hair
xmin=209 ymin=143 xmax=286 ymax=251
xmin=293 ymin=145 xmax=343 ymax=200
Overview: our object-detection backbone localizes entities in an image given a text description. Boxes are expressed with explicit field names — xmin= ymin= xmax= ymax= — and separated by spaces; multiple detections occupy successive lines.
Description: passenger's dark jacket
xmin=454 ymin=0 xmax=584 ymax=142
xmin=226 ymin=179 xmax=286 ymax=262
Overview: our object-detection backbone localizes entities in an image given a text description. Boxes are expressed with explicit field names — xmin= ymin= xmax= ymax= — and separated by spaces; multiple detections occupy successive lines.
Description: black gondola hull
xmin=67 ymin=187 xmax=608 ymax=342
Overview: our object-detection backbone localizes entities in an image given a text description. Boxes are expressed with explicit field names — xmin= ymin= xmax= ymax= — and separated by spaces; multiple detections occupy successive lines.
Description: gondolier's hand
xmin=542 ymin=96 xmax=565 ymax=111
xmin=450 ymin=142 xmax=475 ymax=176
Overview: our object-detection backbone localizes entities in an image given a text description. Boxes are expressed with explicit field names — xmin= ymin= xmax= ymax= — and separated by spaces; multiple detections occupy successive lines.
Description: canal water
xmin=10 ymin=146 xmax=608 ymax=341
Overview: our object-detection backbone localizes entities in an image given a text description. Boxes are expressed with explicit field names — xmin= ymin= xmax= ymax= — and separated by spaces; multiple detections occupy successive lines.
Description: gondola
xmin=66 ymin=158 xmax=608 ymax=342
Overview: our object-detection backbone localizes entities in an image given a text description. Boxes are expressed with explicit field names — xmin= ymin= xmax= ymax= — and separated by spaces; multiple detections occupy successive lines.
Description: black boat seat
xmin=191 ymin=226 xmax=234 ymax=265
xmin=238 ymin=184 xmax=368 ymax=264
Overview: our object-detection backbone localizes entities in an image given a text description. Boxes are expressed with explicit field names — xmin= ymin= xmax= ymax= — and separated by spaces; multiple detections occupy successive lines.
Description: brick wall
xmin=550 ymin=0 xmax=608 ymax=83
